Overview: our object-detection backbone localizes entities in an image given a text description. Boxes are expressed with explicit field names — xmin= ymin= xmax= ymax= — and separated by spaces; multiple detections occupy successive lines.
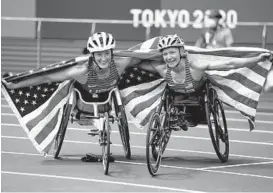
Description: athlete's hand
xmin=258 ymin=53 xmax=273 ymax=62
xmin=2 ymin=79 xmax=17 ymax=89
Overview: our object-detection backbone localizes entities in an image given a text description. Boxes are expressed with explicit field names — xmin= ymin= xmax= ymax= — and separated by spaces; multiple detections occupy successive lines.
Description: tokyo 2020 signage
xmin=130 ymin=9 xmax=238 ymax=29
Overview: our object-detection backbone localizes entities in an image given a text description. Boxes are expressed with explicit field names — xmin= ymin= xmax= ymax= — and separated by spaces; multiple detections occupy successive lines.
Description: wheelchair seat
xmin=72 ymin=105 xmax=111 ymax=120
xmin=68 ymin=85 xmax=114 ymax=125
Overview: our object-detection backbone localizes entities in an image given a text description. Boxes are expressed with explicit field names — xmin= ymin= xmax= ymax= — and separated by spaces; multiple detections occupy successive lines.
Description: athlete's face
xmin=162 ymin=47 xmax=181 ymax=68
xmin=93 ymin=49 xmax=112 ymax=69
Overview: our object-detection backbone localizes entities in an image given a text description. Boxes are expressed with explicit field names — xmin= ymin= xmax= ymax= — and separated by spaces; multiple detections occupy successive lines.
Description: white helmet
xmin=87 ymin=32 xmax=116 ymax=53
xmin=157 ymin=34 xmax=185 ymax=51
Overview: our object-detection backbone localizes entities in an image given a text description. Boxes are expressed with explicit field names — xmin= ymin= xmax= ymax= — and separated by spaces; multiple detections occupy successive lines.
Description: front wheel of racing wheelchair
xmin=204 ymin=82 xmax=229 ymax=163
xmin=101 ymin=112 xmax=111 ymax=175
xmin=146 ymin=90 xmax=172 ymax=176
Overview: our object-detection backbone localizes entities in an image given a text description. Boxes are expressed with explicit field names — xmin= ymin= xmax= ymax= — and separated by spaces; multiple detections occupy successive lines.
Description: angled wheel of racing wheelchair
xmin=205 ymin=85 xmax=229 ymax=163
xmin=53 ymin=104 xmax=72 ymax=159
xmin=101 ymin=112 xmax=111 ymax=175
xmin=146 ymin=91 xmax=172 ymax=176
xmin=146 ymin=112 xmax=162 ymax=176
xmin=151 ymin=103 xmax=172 ymax=161
xmin=112 ymin=94 xmax=131 ymax=159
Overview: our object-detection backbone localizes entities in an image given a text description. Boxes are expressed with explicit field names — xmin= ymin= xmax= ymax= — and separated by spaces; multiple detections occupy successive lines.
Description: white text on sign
xmin=130 ymin=9 xmax=238 ymax=29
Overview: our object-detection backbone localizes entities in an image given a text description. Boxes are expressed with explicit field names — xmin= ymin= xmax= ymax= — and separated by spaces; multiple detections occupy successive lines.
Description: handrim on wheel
xmin=53 ymin=104 xmax=72 ymax=159
xmin=102 ymin=113 xmax=111 ymax=175
xmin=205 ymin=91 xmax=229 ymax=163
xmin=146 ymin=112 xmax=163 ymax=176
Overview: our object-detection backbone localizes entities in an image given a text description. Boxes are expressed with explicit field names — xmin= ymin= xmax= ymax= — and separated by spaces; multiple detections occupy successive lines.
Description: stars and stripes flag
xmin=118 ymin=67 xmax=166 ymax=128
xmin=116 ymin=37 xmax=272 ymax=131
xmin=1 ymin=55 xmax=89 ymax=155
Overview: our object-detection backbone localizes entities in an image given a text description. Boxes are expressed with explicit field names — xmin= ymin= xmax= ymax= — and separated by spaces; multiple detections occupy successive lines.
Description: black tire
xmin=113 ymin=95 xmax=131 ymax=159
xmin=146 ymin=112 xmax=162 ymax=176
xmin=102 ymin=113 xmax=111 ymax=175
xmin=205 ymin=94 xmax=229 ymax=163
xmin=53 ymin=104 xmax=72 ymax=159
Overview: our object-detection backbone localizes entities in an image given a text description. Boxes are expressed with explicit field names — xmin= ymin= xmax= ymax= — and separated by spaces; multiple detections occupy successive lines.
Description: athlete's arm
xmin=2 ymin=63 xmax=87 ymax=89
xmin=203 ymin=53 xmax=272 ymax=71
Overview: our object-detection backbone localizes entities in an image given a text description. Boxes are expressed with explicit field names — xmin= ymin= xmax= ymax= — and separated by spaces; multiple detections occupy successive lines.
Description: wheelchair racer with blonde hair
xmin=137 ymin=34 xmax=272 ymax=131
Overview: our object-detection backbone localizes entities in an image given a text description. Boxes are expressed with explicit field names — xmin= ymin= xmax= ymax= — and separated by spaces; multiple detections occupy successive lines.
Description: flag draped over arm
xmin=1 ymin=55 xmax=89 ymax=155
xmin=2 ymin=80 xmax=74 ymax=155
xmin=115 ymin=37 xmax=272 ymax=131
xmin=189 ymin=47 xmax=272 ymax=130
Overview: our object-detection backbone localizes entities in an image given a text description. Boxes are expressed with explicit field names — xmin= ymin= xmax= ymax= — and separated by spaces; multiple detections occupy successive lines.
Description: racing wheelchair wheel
xmin=146 ymin=112 xmax=163 ymax=176
xmin=113 ymin=96 xmax=131 ymax=159
xmin=151 ymin=105 xmax=172 ymax=161
xmin=205 ymin=89 xmax=229 ymax=163
xmin=102 ymin=112 xmax=111 ymax=175
xmin=53 ymin=104 xmax=72 ymax=159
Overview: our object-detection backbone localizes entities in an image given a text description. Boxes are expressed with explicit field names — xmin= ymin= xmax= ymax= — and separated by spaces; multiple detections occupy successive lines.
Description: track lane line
xmin=1 ymin=170 xmax=204 ymax=193
xmin=2 ymin=151 xmax=273 ymax=180
xmin=199 ymin=161 xmax=273 ymax=170
xmin=2 ymin=136 xmax=273 ymax=161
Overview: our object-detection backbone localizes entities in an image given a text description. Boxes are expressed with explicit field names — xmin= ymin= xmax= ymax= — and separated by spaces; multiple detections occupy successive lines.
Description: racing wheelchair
xmin=146 ymin=80 xmax=229 ymax=176
xmin=52 ymin=85 xmax=131 ymax=175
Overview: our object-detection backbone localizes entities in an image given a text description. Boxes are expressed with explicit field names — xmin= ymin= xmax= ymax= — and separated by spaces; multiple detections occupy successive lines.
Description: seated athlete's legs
xmin=169 ymin=89 xmax=205 ymax=130
xmin=169 ymin=93 xmax=188 ymax=131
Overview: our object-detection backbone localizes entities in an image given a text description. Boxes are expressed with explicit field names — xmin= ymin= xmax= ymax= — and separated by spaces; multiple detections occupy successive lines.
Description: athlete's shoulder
xmin=151 ymin=59 xmax=165 ymax=68
xmin=69 ymin=60 xmax=88 ymax=76
xmin=187 ymin=55 xmax=199 ymax=68
xmin=114 ymin=56 xmax=132 ymax=65
xmin=187 ymin=54 xmax=208 ymax=71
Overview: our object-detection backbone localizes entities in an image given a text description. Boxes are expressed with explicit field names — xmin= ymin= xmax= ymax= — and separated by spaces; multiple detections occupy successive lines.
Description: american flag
xmin=1 ymin=55 xmax=88 ymax=155
xmin=116 ymin=37 xmax=273 ymax=131
xmin=2 ymin=80 xmax=74 ymax=154
xmin=119 ymin=67 xmax=166 ymax=128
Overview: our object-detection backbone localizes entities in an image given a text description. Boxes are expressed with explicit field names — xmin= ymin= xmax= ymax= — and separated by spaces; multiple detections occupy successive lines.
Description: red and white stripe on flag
xmin=1 ymin=80 xmax=74 ymax=154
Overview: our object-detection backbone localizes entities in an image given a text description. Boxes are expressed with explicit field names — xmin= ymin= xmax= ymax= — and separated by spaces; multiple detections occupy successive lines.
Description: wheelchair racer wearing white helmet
xmin=2 ymin=32 xmax=145 ymax=162
xmin=2 ymin=31 xmax=143 ymax=130
xmin=3 ymin=32 xmax=141 ymax=91
xmin=137 ymin=34 xmax=272 ymax=130
xmin=138 ymin=34 xmax=271 ymax=92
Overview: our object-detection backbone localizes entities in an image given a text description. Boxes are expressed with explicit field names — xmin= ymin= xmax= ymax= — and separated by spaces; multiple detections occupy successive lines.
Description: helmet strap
xmin=91 ymin=53 xmax=102 ymax=70
xmin=110 ymin=49 xmax=114 ymax=63
xmin=179 ymin=47 xmax=187 ymax=59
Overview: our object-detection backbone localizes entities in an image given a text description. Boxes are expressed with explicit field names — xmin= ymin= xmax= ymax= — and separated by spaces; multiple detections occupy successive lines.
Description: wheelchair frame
xmin=146 ymin=80 xmax=229 ymax=176
xmin=53 ymin=86 xmax=131 ymax=175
